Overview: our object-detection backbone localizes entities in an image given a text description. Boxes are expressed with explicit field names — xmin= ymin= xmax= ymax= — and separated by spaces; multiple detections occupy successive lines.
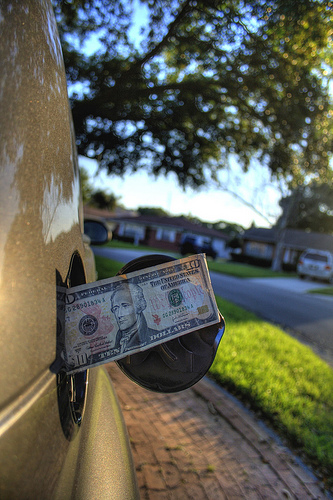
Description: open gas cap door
xmin=116 ymin=254 xmax=225 ymax=393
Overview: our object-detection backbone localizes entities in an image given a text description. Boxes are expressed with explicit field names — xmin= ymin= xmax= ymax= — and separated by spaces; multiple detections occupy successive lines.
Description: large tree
xmin=276 ymin=181 xmax=333 ymax=234
xmin=138 ymin=206 xmax=170 ymax=216
xmin=53 ymin=0 xmax=332 ymax=189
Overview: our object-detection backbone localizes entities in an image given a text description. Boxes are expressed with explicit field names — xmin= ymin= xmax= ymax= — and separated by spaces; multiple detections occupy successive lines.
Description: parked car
xmin=180 ymin=236 xmax=217 ymax=260
xmin=0 ymin=2 xmax=224 ymax=497
xmin=297 ymin=249 xmax=333 ymax=283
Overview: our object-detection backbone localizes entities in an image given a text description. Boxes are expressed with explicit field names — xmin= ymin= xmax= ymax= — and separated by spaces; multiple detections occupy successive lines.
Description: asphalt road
xmin=93 ymin=246 xmax=333 ymax=365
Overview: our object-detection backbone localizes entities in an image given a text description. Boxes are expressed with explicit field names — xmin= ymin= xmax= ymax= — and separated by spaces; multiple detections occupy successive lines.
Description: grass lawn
xmin=212 ymin=296 xmax=333 ymax=490
xmin=207 ymin=259 xmax=296 ymax=278
xmin=308 ymin=287 xmax=333 ymax=296
xmin=94 ymin=253 xmax=333 ymax=490
xmin=95 ymin=255 xmax=125 ymax=280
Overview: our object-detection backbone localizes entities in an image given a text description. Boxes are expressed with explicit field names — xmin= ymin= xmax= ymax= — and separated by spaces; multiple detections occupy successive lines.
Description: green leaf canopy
xmin=53 ymin=0 xmax=333 ymax=189
xmin=277 ymin=181 xmax=333 ymax=233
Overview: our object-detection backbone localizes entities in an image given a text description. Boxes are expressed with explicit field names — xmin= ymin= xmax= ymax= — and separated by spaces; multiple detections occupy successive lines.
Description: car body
xmin=0 ymin=1 xmax=138 ymax=498
xmin=297 ymin=249 xmax=333 ymax=283
xmin=180 ymin=235 xmax=217 ymax=260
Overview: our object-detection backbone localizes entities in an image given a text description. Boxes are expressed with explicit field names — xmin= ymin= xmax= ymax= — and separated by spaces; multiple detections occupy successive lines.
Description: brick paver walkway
xmin=106 ymin=363 xmax=328 ymax=500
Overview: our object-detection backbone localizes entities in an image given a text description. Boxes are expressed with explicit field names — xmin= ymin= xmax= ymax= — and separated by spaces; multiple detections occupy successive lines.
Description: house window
xmin=245 ymin=241 xmax=273 ymax=259
xmin=118 ymin=223 xmax=145 ymax=239
xmin=156 ymin=228 xmax=176 ymax=242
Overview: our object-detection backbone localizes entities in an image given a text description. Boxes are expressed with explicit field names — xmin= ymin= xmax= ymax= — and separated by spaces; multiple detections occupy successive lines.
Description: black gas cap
xmin=115 ymin=254 xmax=225 ymax=393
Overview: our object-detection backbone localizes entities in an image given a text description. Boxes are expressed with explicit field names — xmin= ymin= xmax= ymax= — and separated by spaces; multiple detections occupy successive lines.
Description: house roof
xmin=283 ymin=229 xmax=333 ymax=252
xmin=243 ymin=227 xmax=333 ymax=252
xmin=242 ymin=227 xmax=279 ymax=243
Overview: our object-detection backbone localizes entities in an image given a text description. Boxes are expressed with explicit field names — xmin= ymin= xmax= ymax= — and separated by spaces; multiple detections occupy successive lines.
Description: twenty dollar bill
xmin=59 ymin=254 xmax=219 ymax=373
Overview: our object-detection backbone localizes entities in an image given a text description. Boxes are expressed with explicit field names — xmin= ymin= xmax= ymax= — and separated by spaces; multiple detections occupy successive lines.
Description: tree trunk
xmin=271 ymin=231 xmax=285 ymax=272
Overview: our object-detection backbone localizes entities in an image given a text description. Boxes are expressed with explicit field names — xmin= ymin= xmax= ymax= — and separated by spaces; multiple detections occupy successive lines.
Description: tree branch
xmin=135 ymin=0 xmax=193 ymax=68
xmin=219 ymin=183 xmax=274 ymax=225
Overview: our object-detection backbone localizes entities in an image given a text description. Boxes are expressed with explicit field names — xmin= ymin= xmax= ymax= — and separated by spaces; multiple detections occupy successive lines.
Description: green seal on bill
xmin=168 ymin=289 xmax=183 ymax=307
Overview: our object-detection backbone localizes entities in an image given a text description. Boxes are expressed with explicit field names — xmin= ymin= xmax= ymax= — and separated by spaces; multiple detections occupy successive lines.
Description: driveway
xmin=106 ymin=363 xmax=328 ymax=499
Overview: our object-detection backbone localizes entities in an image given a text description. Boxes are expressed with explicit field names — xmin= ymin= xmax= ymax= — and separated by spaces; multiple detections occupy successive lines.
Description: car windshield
xmin=304 ymin=253 xmax=328 ymax=262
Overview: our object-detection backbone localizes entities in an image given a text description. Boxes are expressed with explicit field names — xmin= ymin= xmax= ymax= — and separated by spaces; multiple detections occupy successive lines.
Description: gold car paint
xmin=0 ymin=1 xmax=138 ymax=497
xmin=54 ymin=368 xmax=138 ymax=500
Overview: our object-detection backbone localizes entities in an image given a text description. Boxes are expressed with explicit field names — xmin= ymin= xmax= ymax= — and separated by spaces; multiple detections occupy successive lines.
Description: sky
xmin=80 ymin=155 xmax=283 ymax=228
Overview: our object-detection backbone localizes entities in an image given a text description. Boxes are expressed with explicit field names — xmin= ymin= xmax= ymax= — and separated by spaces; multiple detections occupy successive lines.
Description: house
xmin=239 ymin=227 xmax=333 ymax=269
xmin=84 ymin=206 xmax=230 ymax=258
xmin=114 ymin=214 xmax=230 ymax=258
